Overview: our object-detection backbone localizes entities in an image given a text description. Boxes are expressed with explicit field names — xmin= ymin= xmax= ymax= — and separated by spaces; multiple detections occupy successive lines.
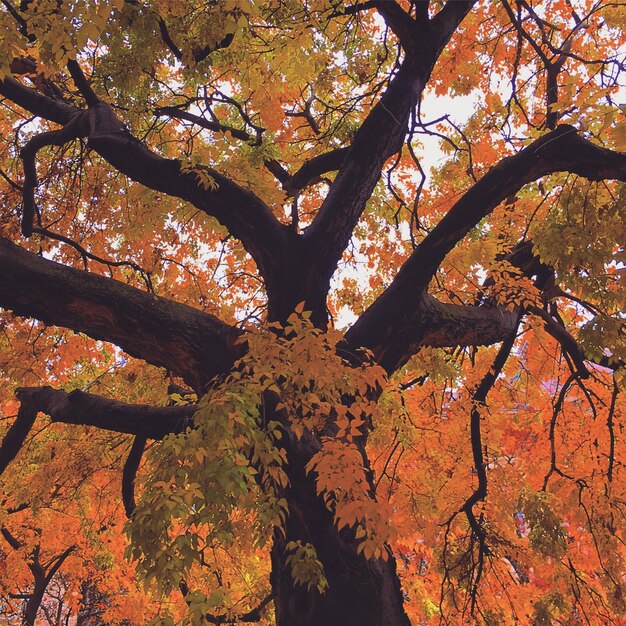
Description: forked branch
xmin=347 ymin=125 xmax=626 ymax=372
xmin=306 ymin=0 xmax=476 ymax=289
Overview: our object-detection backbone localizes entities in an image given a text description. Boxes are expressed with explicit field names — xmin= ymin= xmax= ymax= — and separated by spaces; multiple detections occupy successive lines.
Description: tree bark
xmin=270 ymin=436 xmax=410 ymax=626
xmin=0 ymin=237 xmax=242 ymax=389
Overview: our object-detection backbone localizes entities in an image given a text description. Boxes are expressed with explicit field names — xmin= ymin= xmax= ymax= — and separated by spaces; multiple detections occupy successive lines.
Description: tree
xmin=0 ymin=0 xmax=625 ymax=623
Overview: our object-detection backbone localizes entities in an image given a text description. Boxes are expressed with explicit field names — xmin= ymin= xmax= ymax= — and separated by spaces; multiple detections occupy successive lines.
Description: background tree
xmin=0 ymin=0 xmax=625 ymax=624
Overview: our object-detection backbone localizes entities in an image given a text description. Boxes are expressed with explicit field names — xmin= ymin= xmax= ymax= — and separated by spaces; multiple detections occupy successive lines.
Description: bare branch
xmin=155 ymin=106 xmax=255 ymax=142
xmin=13 ymin=386 xmax=194 ymax=439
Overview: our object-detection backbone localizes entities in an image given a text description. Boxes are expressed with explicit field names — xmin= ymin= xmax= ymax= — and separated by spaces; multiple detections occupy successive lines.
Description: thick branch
xmin=408 ymin=125 xmax=626 ymax=289
xmin=345 ymin=292 xmax=518 ymax=375
xmin=347 ymin=126 xmax=626 ymax=371
xmin=0 ymin=237 xmax=242 ymax=388
xmin=430 ymin=0 xmax=477 ymax=43
xmin=305 ymin=1 xmax=475 ymax=288
xmin=0 ymin=75 xmax=76 ymax=125
xmin=371 ymin=1 xmax=423 ymax=54
xmin=13 ymin=386 xmax=194 ymax=439
xmin=86 ymin=101 xmax=289 ymax=281
xmin=0 ymin=77 xmax=289 ymax=283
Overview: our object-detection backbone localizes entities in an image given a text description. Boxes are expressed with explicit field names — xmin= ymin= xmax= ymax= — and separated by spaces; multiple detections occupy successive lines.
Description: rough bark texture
xmin=0 ymin=237 xmax=242 ymax=389
xmin=14 ymin=386 xmax=194 ymax=439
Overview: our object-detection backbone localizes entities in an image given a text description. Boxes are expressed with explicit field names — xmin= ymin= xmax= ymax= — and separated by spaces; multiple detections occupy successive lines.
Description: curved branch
xmin=1 ymin=77 xmax=289 ymax=283
xmin=31 ymin=226 xmax=154 ymax=290
xmin=458 ymin=322 xmax=519 ymax=610
xmin=20 ymin=115 xmax=88 ymax=237
xmin=528 ymin=305 xmax=590 ymax=378
xmin=0 ymin=396 xmax=38 ymax=476
xmin=347 ymin=126 xmax=626 ymax=371
xmin=157 ymin=18 xmax=234 ymax=65
xmin=286 ymin=148 xmax=349 ymax=195
xmin=86 ymin=100 xmax=289 ymax=280
xmin=122 ymin=435 xmax=147 ymax=517
xmin=0 ymin=237 xmax=242 ymax=388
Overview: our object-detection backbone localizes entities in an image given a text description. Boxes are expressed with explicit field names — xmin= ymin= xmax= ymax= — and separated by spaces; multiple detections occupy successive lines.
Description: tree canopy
xmin=0 ymin=0 xmax=626 ymax=624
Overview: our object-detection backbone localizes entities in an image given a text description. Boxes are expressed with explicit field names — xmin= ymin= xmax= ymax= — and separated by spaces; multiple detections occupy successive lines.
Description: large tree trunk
xmin=270 ymin=436 xmax=410 ymax=626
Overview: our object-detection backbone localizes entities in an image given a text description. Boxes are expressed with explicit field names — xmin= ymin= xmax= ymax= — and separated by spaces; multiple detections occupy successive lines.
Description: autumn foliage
xmin=0 ymin=0 xmax=626 ymax=625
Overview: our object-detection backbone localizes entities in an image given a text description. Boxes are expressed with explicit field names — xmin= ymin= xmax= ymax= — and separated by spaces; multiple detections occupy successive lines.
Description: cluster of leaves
xmin=125 ymin=310 xmax=391 ymax=619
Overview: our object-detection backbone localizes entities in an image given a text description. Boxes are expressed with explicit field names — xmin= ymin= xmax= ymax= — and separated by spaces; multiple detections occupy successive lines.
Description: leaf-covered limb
xmin=0 ymin=237 xmax=242 ymax=388
xmin=0 ymin=525 xmax=22 ymax=550
xmin=12 ymin=386 xmax=194 ymax=439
